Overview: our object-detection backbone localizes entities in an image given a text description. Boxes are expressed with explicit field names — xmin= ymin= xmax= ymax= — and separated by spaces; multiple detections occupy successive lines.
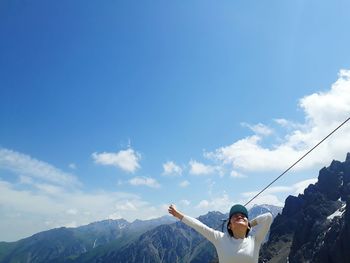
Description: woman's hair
xmin=227 ymin=219 xmax=251 ymax=237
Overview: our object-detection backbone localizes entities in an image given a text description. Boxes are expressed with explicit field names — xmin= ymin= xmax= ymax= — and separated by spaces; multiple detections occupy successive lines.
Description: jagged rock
xmin=346 ymin=152 xmax=350 ymax=163
xmin=318 ymin=167 xmax=342 ymax=200
xmin=260 ymin=152 xmax=350 ymax=263
xmin=311 ymin=199 xmax=350 ymax=263
xmin=282 ymin=195 xmax=305 ymax=217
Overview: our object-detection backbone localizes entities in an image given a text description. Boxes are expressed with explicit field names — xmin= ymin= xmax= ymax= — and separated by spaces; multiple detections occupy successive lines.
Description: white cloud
xmin=128 ymin=176 xmax=161 ymax=188
xmin=206 ymin=178 xmax=216 ymax=196
xmin=300 ymin=69 xmax=350 ymax=127
xmin=0 ymin=148 xmax=166 ymax=241
xmin=196 ymin=200 xmax=210 ymax=209
xmin=245 ymin=194 xmax=284 ymax=208
xmin=274 ymin=118 xmax=303 ymax=130
xmin=293 ymin=178 xmax=317 ymax=195
xmin=180 ymin=199 xmax=191 ymax=206
xmin=207 ymin=70 xmax=350 ymax=173
xmin=189 ymin=160 xmax=216 ymax=175
xmin=230 ymin=170 xmax=246 ymax=178
xmin=241 ymin=178 xmax=317 ymax=208
xmin=66 ymin=209 xmax=78 ymax=215
xmin=162 ymin=161 xmax=182 ymax=176
xmin=241 ymin=186 xmax=292 ymax=198
xmin=92 ymin=148 xmax=141 ymax=173
xmin=179 ymin=180 xmax=190 ymax=187
xmin=69 ymin=163 xmax=77 ymax=169
xmin=63 ymin=221 xmax=78 ymax=228
xmin=274 ymin=118 xmax=290 ymax=127
xmin=114 ymin=200 xmax=138 ymax=212
xmin=108 ymin=213 xmax=122 ymax=220
xmin=194 ymin=193 xmax=233 ymax=214
xmin=0 ymin=148 xmax=81 ymax=187
xmin=0 ymin=178 xmax=166 ymax=241
xmin=18 ymin=175 xmax=64 ymax=196
xmin=241 ymin=122 xmax=273 ymax=136
xmin=34 ymin=183 xmax=65 ymax=195
xmin=242 ymin=178 xmax=317 ymax=197
xmin=19 ymin=175 xmax=34 ymax=185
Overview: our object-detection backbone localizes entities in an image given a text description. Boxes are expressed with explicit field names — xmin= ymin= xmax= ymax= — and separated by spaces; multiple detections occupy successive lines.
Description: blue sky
xmin=1 ymin=0 xmax=350 ymax=241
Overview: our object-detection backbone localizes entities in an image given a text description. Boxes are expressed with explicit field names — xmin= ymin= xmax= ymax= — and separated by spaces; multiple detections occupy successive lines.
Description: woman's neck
xmin=232 ymin=230 xmax=246 ymax=239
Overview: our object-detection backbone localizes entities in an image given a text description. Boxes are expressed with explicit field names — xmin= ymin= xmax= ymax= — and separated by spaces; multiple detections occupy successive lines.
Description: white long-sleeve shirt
xmin=182 ymin=213 xmax=273 ymax=263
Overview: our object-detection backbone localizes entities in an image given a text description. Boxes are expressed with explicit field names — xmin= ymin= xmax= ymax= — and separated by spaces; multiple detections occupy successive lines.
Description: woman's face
xmin=229 ymin=213 xmax=249 ymax=230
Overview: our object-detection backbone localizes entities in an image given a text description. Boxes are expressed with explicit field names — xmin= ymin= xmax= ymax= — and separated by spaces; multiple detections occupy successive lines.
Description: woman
xmin=168 ymin=204 xmax=272 ymax=263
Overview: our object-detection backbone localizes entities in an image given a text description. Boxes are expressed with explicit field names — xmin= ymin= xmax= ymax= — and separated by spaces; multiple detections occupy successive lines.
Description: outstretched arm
xmin=168 ymin=204 xmax=222 ymax=245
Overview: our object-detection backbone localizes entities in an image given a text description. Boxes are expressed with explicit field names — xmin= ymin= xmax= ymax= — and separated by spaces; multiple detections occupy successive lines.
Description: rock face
xmin=260 ymin=153 xmax=350 ymax=263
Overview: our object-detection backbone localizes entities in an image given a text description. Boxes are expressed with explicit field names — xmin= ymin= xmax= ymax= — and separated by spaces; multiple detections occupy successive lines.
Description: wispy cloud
xmin=162 ymin=161 xmax=182 ymax=176
xmin=241 ymin=178 xmax=318 ymax=207
xmin=0 ymin=178 xmax=165 ymax=241
xmin=191 ymin=178 xmax=318 ymax=215
xmin=241 ymin=122 xmax=273 ymax=136
xmin=92 ymin=148 xmax=141 ymax=173
xmin=179 ymin=180 xmax=190 ymax=187
xmin=274 ymin=118 xmax=304 ymax=130
xmin=128 ymin=176 xmax=161 ymax=188
xmin=230 ymin=170 xmax=246 ymax=178
xmin=68 ymin=163 xmax=77 ymax=169
xmin=0 ymin=147 xmax=165 ymax=241
xmin=207 ymin=70 xmax=350 ymax=173
xmin=0 ymin=147 xmax=80 ymax=187
xmin=292 ymin=178 xmax=318 ymax=195
xmin=189 ymin=160 xmax=217 ymax=175
xmin=180 ymin=199 xmax=191 ymax=206
xmin=194 ymin=193 xmax=233 ymax=214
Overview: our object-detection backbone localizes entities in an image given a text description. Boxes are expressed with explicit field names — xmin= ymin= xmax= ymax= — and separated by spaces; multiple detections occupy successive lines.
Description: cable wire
xmin=244 ymin=116 xmax=350 ymax=206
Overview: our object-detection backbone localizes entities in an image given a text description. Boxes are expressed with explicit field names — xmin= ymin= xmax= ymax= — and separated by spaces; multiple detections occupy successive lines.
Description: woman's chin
xmin=233 ymin=222 xmax=247 ymax=228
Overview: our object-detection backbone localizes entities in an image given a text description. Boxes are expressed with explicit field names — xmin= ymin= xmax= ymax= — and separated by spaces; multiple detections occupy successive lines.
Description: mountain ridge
xmin=0 ymin=205 xmax=281 ymax=263
xmin=0 ymin=216 xmax=176 ymax=263
xmin=259 ymin=153 xmax=350 ymax=263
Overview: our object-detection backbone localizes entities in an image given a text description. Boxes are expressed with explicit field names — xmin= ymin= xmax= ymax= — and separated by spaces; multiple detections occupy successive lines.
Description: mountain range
xmin=1 ymin=153 xmax=349 ymax=262
xmin=0 ymin=204 xmax=280 ymax=263
xmin=0 ymin=216 xmax=176 ymax=263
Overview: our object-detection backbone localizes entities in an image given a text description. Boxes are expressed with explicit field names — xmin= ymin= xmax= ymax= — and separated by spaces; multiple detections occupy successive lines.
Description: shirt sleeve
xmin=181 ymin=215 xmax=222 ymax=245
xmin=252 ymin=212 xmax=273 ymax=244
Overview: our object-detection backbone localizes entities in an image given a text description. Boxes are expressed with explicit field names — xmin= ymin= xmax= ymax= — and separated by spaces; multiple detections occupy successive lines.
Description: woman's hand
xmin=249 ymin=219 xmax=258 ymax=228
xmin=168 ymin=204 xmax=184 ymax=220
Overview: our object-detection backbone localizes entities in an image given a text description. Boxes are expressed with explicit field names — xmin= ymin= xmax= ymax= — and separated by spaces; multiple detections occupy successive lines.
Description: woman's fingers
xmin=168 ymin=204 xmax=177 ymax=216
xmin=168 ymin=204 xmax=183 ymax=220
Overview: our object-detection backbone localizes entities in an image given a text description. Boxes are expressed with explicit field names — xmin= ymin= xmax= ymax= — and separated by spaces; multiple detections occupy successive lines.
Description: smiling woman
xmin=168 ymin=204 xmax=272 ymax=263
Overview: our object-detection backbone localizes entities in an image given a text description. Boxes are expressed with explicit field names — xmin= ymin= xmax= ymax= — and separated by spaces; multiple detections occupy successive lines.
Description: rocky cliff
xmin=260 ymin=153 xmax=350 ymax=263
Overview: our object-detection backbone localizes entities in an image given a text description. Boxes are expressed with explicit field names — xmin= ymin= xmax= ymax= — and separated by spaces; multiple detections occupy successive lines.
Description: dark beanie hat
xmin=229 ymin=204 xmax=249 ymax=219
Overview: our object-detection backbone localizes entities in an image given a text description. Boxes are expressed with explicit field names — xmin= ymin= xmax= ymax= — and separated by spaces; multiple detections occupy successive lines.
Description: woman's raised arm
xmin=168 ymin=204 xmax=222 ymax=245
